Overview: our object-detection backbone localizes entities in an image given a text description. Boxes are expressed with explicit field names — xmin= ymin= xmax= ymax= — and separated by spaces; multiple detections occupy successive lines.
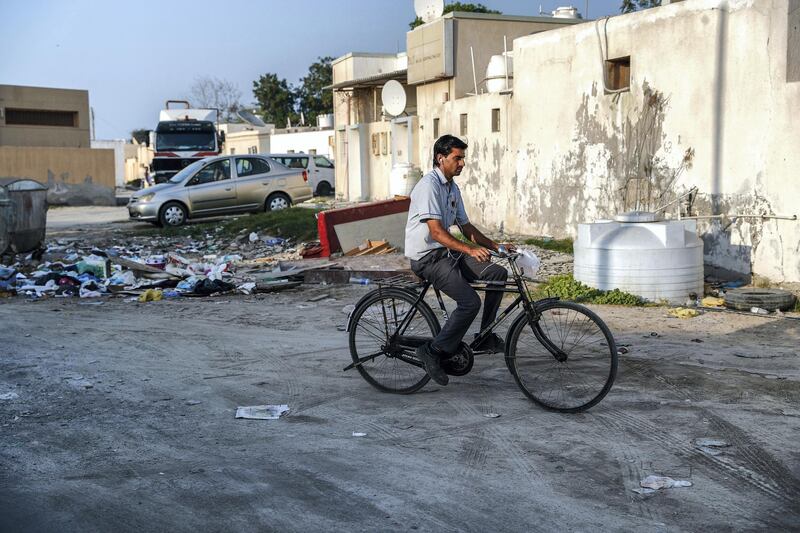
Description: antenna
xmin=237 ymin=109 xmax=267 ymax=128
xmin=414 ymin=0 xmax=444 ymax=24
xmin=381 ymin=80 xmax=407 ymax=117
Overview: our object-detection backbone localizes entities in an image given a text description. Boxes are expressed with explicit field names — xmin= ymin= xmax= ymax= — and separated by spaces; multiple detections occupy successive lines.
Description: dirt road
xmin=1 ymin=213 xmax=799 ymax=531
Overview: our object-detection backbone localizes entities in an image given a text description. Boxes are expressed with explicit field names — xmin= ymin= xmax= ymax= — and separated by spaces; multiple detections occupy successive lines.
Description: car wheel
xmin=159 ymin=202 xmax=188 ymax=227
xmin=266 ymin=193 xmax=291 ymax=211
xmin=315 ymin=181 xmax=332 ymax=196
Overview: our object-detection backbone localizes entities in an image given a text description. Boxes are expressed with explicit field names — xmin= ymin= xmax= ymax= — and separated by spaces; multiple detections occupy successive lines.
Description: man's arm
xmin=461 ymin=223 xmax=499 ymax=252
xmin=426 ymin=220 xmax=491 ymax=262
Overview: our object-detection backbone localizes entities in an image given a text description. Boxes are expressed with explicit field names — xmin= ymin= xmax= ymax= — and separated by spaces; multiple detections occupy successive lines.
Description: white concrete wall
xmin=434 ymin=0 xmax=800 ymax=282
xmin=269 ymin=129 xmax=334 ymax=159
xmin=91 ymin=139 xmax=126 ymax=187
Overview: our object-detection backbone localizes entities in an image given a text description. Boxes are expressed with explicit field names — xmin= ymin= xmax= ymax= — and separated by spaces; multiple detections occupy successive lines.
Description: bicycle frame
xmin=345 ymin=254 xmax=568 ymax=372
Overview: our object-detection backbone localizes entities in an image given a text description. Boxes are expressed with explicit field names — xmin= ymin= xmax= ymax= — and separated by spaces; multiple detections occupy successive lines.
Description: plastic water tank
xmin=316 ymin=114 xmax=334 ymax=128
xmin=552 ymin=6 xmax=580 ymax=18
xmin=389 ymin=163 xmax=423 ymax=197
xmin=486 ymin=53 xmax=513 ymax=93
xmin=573 ymin=212 xmax=703 ymax=303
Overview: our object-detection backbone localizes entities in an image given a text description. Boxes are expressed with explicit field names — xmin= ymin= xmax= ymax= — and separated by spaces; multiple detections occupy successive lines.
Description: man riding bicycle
xmin=404 ymin=134 xmax=515 ymax=386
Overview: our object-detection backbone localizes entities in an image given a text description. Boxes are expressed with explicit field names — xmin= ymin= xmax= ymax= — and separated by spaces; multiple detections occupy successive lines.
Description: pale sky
xmin=0 ymin=0 xmax=623 ymax=139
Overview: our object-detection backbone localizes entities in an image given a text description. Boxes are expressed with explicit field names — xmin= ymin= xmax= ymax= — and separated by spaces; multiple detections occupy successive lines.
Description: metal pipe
xmin=653 ymin=186 xmax=698 ymax=214
xmin=679 ymin=214 xmax=797 ymax=221
xmin=503 ymin=36 xmax=509 ymax=91
xmin=470 ymin=46 xmax=478 ymax=95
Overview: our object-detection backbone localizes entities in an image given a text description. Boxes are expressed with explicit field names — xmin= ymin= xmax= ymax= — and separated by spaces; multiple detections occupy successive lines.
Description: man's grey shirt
xmin=404 ymin=167 xmax=469 ymax=261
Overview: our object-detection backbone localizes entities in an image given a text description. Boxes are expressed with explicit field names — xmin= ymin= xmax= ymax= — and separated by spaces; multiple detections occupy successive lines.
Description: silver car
xmin=128 ymin=155 xmax=313 ymax=226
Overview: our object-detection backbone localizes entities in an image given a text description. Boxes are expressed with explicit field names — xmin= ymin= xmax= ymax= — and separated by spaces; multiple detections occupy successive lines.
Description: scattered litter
xmin=690 ymin=338 xmax=704 ymax=343
xmin=750 ymin=307 xmax=769 ymax=315
xmin=638 ymin=475 xmax=693 ymax=491
xmin=235 ymin=404 xmax=289 ymax=420
xmin=0 ymin=392 xmax=19 ymax=401
xmin=344 ymin=240 xmax=396 ymax=256
xmin=617 ymin=346 xmax=629 ymax=355
xmin=483 ymin=413 xmax=501 ymax=418
xmin=349 ymin=277 xmax=371 ymax=285
xmin=307 ymin=294 xmax=330 ymax=302
xmin=701 ymin=296 xmax=725 ymax=308
xmin=138 ymin=289 xmax=163 ymax=303
xmin=352 ymin=432 xmax=367 ymax=437
xmin=515 ymin=249 xmax=541 ymax=277
xmin=185 ymin=400 xmax=202 ymax=406
xmin=249 ymin=232 xmax=259 ymax=243
xmin=668 ymin=307 xmax=700 ymax=319
xmin=695 ymin=438 xmax=730 ymax=455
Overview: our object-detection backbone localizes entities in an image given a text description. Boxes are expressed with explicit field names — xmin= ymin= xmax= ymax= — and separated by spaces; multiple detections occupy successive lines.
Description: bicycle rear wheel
xmin=348 ymin=288 xmax=439 ymax=393
xmin=506 ymin=300 xmax=617 ymax=412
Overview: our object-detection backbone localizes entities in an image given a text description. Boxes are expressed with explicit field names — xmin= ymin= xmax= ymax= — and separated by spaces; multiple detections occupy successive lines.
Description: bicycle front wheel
xmin=506 ymin=300 xmax=617 ymax=412
xmin=349 ymin=288 xmax=439 ymax=394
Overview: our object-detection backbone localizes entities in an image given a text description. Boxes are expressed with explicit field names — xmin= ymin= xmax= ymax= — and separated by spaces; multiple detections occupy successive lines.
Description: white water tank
xmin=317 ymin=113 xmax=334 ymax=128
xmin=552 ymin=6 xmax=581 ymax=18
xmin=389 ymin=163 xmax=423 ymax=197
xmin=486 ymin=53 xmax=513 ymax=93
xmin=573 ymin=212 xmax=704 ymax=303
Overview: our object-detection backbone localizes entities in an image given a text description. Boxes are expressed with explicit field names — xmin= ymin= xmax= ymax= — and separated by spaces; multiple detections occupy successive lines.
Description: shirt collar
xmin=433 ymin=167 xmax=450 ymax=186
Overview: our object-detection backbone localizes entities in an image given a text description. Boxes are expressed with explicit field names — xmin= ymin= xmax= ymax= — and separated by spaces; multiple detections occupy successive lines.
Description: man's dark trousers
xmin=410 ymin=249 xmax=508 ymax=355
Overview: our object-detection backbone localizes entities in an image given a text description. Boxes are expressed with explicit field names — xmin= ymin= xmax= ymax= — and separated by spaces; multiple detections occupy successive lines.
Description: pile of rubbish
xmin=0 ymin=230 xmax=320 ymax=301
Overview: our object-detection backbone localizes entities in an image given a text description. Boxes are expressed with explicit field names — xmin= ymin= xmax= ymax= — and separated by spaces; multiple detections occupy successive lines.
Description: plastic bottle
xmin=349 ymin=277 xmax=370 ymax=285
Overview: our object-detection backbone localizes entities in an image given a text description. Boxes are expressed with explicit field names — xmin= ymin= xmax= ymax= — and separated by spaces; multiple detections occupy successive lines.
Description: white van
xmin=268 ymin=153 xmax=335 ymax=196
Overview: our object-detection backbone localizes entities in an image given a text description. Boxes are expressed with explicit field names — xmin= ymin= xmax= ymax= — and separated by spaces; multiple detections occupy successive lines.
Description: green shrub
xmin=523 ymin=237 xmax=573 ymax=254
xmin=534 ymin=275 xmax=644 ymax=306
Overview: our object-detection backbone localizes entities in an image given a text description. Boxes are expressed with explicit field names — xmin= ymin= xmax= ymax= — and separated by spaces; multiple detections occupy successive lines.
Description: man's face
xmin=439 ymin=148 xmax=466 ymax=180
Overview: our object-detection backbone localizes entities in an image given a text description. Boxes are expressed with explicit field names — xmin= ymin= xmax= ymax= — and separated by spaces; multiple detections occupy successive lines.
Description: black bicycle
xmin=344 ymin=252 xmax=618 ymax=412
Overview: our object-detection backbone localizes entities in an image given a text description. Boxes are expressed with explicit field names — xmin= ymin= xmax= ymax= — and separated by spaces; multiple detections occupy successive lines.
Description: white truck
xmin=149 ymin=100 xmax=224 ymax=184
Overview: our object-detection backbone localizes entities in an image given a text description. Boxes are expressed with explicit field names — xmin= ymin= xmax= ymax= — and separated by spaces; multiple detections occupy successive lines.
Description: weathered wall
xmin=365 ymin=122 xmax=393 ymax=200
xmin=415 ymin=92 xmax=514 ymax=231
xmin=0 ymin=146 xmax=116 ymax=205
xmin=450 ymin=0 xmax=800 ymax=282
xmin=224 ymin=130 xmax=270 ymax=156
xmin=0 ymin=85 xmax=91 ymax=148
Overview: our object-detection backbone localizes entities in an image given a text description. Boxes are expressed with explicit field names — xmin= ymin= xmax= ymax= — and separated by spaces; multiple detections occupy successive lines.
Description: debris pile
xmin=0 ymin=229 xmax=327 ymax=301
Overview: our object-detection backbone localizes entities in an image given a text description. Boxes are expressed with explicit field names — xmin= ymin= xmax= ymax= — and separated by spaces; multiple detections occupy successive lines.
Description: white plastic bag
xmin=516 ymin=249 xmax=541 ymax=278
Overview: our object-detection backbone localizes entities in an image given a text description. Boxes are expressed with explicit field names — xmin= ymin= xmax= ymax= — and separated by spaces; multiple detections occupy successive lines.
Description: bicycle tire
xmin=506 ymin=300 xmax=617 ymax=412
xmin=348 ymin=287 xmax=439 ymax=394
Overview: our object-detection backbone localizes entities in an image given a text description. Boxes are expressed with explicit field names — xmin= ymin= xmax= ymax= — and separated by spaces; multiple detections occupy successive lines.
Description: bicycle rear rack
xmin=375 ymin=274 xmax=425 ymax=290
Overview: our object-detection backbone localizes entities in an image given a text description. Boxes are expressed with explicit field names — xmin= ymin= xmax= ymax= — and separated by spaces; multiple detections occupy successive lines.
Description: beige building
xmin=334 ymin=2 xmax=800 ymax=283
xmin=332 ymin=12 xmax=581 ymax=202
xmin=0 ymin=84 xmax=116 ymax=204
xmin=418 ymin=1 xmax=800 ymax=283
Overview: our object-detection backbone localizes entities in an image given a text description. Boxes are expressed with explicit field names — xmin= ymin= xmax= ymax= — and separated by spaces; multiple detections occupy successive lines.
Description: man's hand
xmin=496 ymin=242 xmax=517 ymax=253
xmin=467 ymin=247 xmax=491 ymax=262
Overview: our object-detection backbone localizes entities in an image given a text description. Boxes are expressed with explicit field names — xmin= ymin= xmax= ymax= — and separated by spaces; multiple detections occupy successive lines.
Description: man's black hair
xmin=432 ymin=134 xmax=468 ymax=168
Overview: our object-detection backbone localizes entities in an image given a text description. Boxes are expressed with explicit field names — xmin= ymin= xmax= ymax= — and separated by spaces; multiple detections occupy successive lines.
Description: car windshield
xmin=168 ymin=159 xmax=207 ymax=183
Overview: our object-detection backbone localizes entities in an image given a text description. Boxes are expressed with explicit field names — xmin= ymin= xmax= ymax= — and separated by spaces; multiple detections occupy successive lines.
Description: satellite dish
xmin=237 ymin=109 xmax=267 ymax=128
xmin=414 ymin=0 xmax=444 ymax=24
xmin=381 ymin=80 xmax=407 ymax=117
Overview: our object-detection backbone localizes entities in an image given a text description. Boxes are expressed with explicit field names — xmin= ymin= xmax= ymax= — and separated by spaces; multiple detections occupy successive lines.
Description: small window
xmin=230 ymin=147 xmax=236 ymax=155
xmin=380 ymin=132 xmax=389 ymax=155
xmin=433 ymin=118 xmax=439 ymax=139
xmin=314 ymin=156 xmax=334 ymax=169
xmin=491 ymin=108 xmax=501 ymax=132
xmin=236 ymin=157 xmax=270 ymax=177
xmin=5 ymin=108 xmax=78 ymax=127
xmin=605 ymin=57 xmax=630 ymax=92
xmin=248 ymin=146 xmax=258 ymax=154
xmin=460 ymin=113 xmax=468 ymax=136
xmin=372 ymin=133 xmax=380 ymax=155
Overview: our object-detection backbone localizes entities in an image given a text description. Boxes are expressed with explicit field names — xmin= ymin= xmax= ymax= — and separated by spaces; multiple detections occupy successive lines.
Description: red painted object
xmin=317 ymin=198 xmax=411 ymax=257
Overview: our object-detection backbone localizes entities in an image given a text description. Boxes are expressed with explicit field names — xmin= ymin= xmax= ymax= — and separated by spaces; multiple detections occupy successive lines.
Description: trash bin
xmin=0 ymin=178 xmax=49 ymax=255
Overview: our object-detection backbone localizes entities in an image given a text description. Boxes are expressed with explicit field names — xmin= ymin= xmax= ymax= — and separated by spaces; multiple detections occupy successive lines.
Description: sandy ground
xmin=1 ymin=209 xmax=799 ymax=532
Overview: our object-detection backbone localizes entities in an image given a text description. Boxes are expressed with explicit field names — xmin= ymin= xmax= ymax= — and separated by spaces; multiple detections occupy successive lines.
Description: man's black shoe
xmin=473 ymin=333 xmax=505 ymax=354
xmin=415 ymin=342 xmax=449 ymax=386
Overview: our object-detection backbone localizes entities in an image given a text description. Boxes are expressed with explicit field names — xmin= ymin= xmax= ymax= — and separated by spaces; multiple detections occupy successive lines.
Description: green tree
xmin=130 ymin=128 xmax=151 ymax=146
xmin=620 ymin=0 xmax=660 ymax=13
xmin=296 ymin=56 xmax=333 ymax=126
xmin=409 ymin=2 xmax=501 ymax=29
xmin=252 ymin=73 xmax=297 ymax=128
